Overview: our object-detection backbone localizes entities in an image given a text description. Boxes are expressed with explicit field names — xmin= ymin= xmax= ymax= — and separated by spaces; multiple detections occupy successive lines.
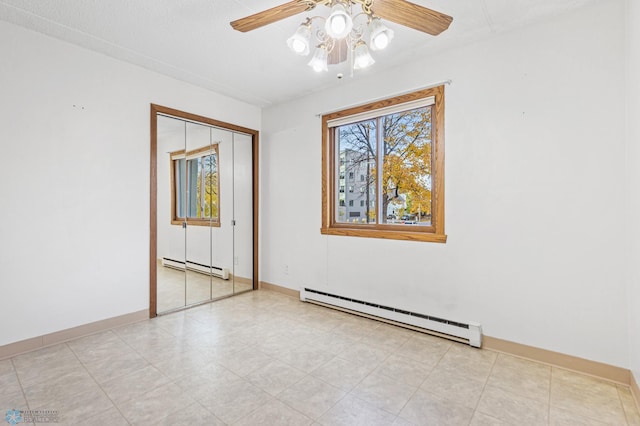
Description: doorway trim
xmin=150 ymin=104 xmax=259 ymax=318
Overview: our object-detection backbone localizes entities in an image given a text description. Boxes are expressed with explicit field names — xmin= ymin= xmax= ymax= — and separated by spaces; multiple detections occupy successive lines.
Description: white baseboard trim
xmin=0 ymin=309 xmax=148 ymax=360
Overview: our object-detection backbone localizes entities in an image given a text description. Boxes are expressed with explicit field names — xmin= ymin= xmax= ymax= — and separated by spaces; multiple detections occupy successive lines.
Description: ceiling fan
xmin=230 ymin=0 xmax=452 ymax=36
xmin=230 ymin=0 xmax=453 ymax=72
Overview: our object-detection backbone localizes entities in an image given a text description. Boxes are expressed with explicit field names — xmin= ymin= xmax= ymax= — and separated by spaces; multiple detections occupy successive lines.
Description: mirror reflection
xmin=155 ymin=113 xmax=254 ymax=314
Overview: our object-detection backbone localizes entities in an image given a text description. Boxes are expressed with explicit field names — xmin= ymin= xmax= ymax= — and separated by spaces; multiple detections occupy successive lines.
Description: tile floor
xmin=1 ymin=290 xmax=639 ymax=425
xmin=157 ymin=264 xmax=252 ymax=313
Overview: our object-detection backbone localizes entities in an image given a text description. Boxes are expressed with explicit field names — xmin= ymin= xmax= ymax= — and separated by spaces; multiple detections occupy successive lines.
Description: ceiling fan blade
xmin=371 ymin=0 xmax=453 ymax=36
xmin=230 ymin=1 xmax=316 ymax=33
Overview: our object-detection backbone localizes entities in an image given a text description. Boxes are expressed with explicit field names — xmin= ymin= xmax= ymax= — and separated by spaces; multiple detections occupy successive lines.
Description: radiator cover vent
xmin=301 ymin=288 xmax=482 ymax=347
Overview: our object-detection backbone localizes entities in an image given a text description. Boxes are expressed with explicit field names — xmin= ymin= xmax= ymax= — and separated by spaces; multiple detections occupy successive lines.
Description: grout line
xmin=472 ymin=348 xmax=498 ymax=416
xmin=65 ymin=341 xmax=133 ymax=425
xmin=10 ymin=356 xmax=32 ymax=415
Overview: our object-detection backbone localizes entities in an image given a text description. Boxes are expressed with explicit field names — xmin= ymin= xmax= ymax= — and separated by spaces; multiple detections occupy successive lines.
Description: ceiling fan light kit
xmin=231 ymin=0 xmax=453 ymax=75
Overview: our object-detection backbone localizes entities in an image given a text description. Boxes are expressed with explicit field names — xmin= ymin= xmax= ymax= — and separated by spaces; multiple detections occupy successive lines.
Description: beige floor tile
xmin=23 ymin=368 xmax=98 ymax=406
xmin=115 ymin=382 xmax=194 ymax=425
xmin=100 ymin=364 xmax=172 ymax=405
xmin=235 ymin=399 xmax=313 ymax=426
xmin=278 ymin=375 xmax=347 ymax=420
xmin=397 ymin=334 xmax=451 ymax=366
xmin=196 ymin=379 xmax=273 ymax=424
xmin=336 ymin=341 xmax=390 ymax=369
xmin=307 ymin=331 xmax=359 ymax=355
xmin=549 ymin=406 xmax=610 ymax=425
xmin=392 ymin=417 xmax=415 ymax=425
xmin=83 ymin=406 xmax=129 ymax=426
xmin=486 ymin=354 xmax=551 ymax=403
xmin=30 ymin=385 xmax=114 ymax=425
xmin=550 ymin=369 xmax=626 ymax=424
xmin=468 ymin=411 xmax=510 ymax=425
xmin=272 ymin=343 xmax=337 ymax=373
xmin=421 ymin=367 xmax=486 ymax=409
xmin=174 ymin=364 xmax=243 ymax=402
xmin=0 ymin=359 xmax=15 ymax=375
xmin=214 ymin=345 xmax=274 ymax=377
xmin=374 ymin=354 xmax=433 ymax=388
xmin=82 ymin=350 xmax=149 ymax=384
xmin=199 ymin=333 xmax=252 ymax=359
xmin=331 ymin=320 xmax=378 ymax=340
xmin=618 ymin=385 xmax=640 ymax=425
xmin=1 ymin=390 xmax=29 ymax=411
xmin=246 ymin=359 xmax=307 ymax=396
xmin=13 ymin=344 xmax=82 ymax=389
xmin=66 ymin=330 xmax=124 ymax=359
xmin=255 ymin=334 xmax=302 ymax=358
xmin=436 ymin=343 xmax=497 ymax=383
xmin=317 ymin=394 xmax=397 ymax=426
xmin=154 ymin=402 xmax=225 ymax=426
xmin=0 ymin=369 xmax=23 ymax=401
xmin=399 ymin=388 xmax=474 ymax=426
xmin=150 ymin=349 xmax=209 ymax=380
xmin=351 ymin=372 xmax=417 ymax=415
xmin=476 ymin=384 xmax=548 ymax=425
xmin=311 ymin=356 xmax=375 ymax=391
xmin=358 ymin=323 xmax=413 ymax=353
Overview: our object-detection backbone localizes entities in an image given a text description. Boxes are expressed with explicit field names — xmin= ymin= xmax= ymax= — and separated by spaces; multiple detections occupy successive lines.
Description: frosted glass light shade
xmin=308 ymin=45 xmax=329 ymax=72
xmin=287 ymin=24 xmax=311 ymax=56
xmin=369 ymin=18 xmax=394 ymax=51
xmin=353 ymin=41 xmax=375 ymax=69
xmin=325 ymin=3 xmax=353 ymax=39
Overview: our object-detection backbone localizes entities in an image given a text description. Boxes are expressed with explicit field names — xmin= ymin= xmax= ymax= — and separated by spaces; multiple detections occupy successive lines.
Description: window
xmin=349 ymin=200 xmax=354 ymax=206
xmin=321 ymin=86 xmax=446 ymax=243
xmin=349 ymin=172 xmax=354 ymax=180
xmin=170 ymin=144 xmax=220 ymax=227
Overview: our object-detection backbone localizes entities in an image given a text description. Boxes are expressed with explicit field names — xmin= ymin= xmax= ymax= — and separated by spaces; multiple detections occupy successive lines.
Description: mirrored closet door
xmin=151 ymin=106 xmax=258 ymax=316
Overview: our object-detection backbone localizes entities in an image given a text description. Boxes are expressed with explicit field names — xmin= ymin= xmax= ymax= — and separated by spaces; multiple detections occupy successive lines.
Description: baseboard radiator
xmin=300 ymin=288 xmax=482 ymax=347
xmin=161 ymin=257 xmax=229 ymax=280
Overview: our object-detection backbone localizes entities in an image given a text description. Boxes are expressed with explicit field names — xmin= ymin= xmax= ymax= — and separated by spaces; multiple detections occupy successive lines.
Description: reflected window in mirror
xmin=170 ymin=144 xmax=220 ymax=227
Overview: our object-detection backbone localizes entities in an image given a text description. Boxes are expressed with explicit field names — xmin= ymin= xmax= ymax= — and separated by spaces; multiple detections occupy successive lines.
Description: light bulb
xmin=330 ymin=15 xmax=347 ymax=35
xmin=324 ymin=2 xmax=353 ymax=39
xmin=287 ymin=23 xmax=311 ymax=56
xmin=372 ymin=32 xmax=389 ymax=49
xmin=368 ymin=18 xmax=394 ymax=51
xmin=353 ymin=41 xmax=375 ymax=70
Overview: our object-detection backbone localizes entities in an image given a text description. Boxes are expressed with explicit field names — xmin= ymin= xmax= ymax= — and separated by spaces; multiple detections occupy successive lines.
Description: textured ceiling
xmin=1 ymin=0 xmax=596 ymax=107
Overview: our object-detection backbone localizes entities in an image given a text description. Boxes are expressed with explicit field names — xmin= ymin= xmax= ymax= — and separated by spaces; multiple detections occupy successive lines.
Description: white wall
xmin=0 ymin=21 xmax=260 ymax=346
xmin=626 ymin=0 xmax=640 ymax=383
xmin=261 ymin=0 xmax=629 ymax=367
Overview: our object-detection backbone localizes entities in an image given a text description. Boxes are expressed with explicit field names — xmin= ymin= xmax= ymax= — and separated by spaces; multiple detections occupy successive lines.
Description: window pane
xmin=382 ymin=106 xmax=432 ymax=226
xmin=175 ymin=158 xmax=186 ymax=218
xmin=202 ymin=153 xmax=218 ymax=220
xmin=187 ymin=158 xmax=200 ymax=218
xmin=335 ymin=119 xmax=377 ymax=224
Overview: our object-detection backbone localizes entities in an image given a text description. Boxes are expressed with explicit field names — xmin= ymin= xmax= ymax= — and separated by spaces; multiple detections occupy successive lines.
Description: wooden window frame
xmin=321 ymin=85 xmax=447 ymax=243
xmin=170 ymin=143 xmax=221 ymax=228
